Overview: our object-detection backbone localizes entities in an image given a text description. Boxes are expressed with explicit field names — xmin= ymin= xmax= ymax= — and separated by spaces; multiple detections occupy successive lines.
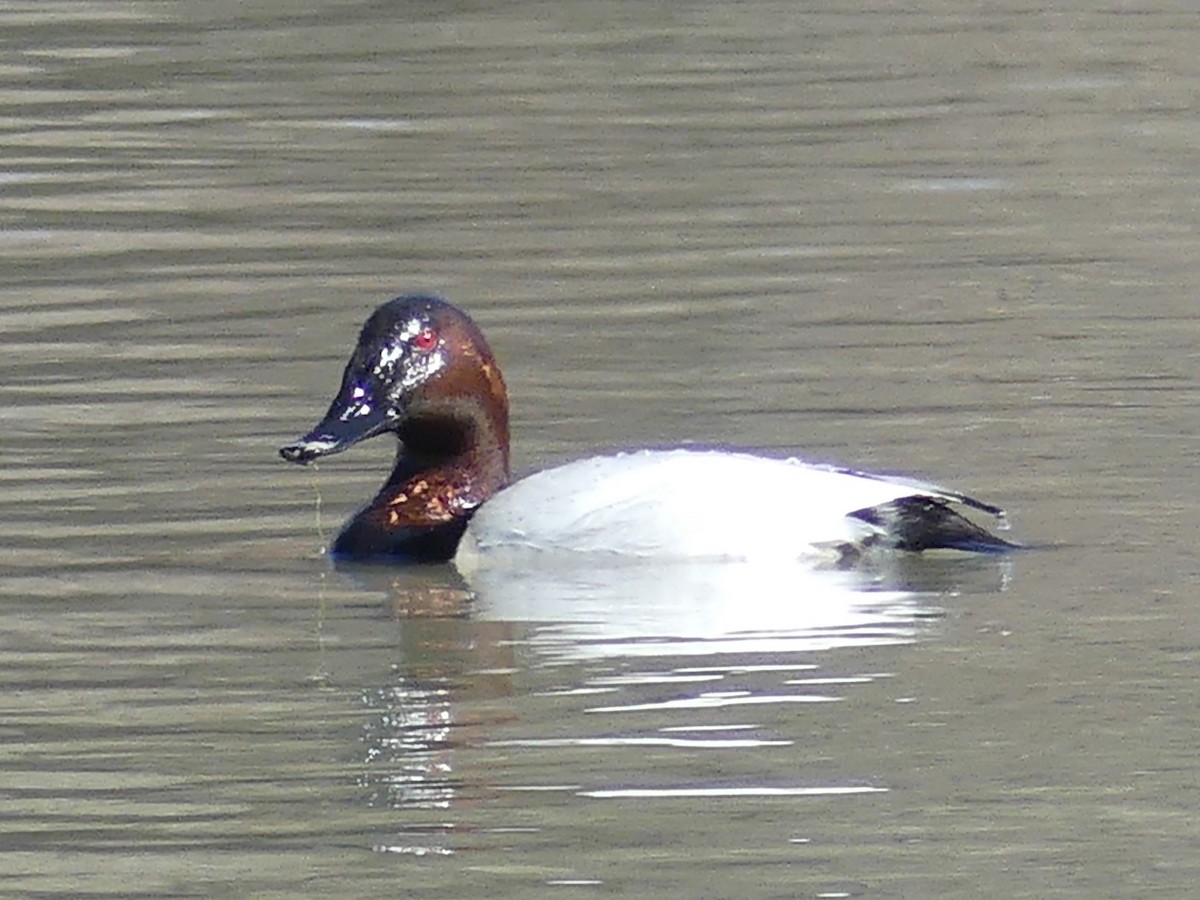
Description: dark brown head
xmin=281 ymin=295 xmax=509 ymax=468
xmin=280 ymin=296 xmax=511 ymax=558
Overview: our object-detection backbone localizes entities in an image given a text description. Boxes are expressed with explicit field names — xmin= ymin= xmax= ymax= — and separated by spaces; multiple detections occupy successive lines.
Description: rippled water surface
xmin=4 ymin=1 xmax=1200 ymax=897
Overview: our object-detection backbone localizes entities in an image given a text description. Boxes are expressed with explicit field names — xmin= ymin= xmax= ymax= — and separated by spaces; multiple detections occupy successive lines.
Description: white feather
xmin=457 ymin=449 xmax=981 ymax=566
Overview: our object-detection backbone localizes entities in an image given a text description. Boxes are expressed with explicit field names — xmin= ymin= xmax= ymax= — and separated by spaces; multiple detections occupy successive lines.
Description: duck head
xmin=280 ymin=295 xmax=511 ymax=560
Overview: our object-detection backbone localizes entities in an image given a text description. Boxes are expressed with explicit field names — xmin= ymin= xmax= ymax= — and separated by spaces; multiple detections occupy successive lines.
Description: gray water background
xmin=2 ymin=2 xmax=1200 ymax=897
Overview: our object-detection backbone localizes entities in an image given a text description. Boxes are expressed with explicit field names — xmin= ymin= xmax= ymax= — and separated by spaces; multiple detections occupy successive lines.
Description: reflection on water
xmin=341 ymin=552 xmax=1012 ymax=659
xmin=346 ymin=553 xmax=1011 ymax=858
xmin=580 ymin=786 xmax=887 ymax=799
xmin=360 ymin=678 xmax=454 ymax=812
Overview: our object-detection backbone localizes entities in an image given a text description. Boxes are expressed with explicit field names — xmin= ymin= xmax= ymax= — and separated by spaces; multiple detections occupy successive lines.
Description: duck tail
xmin=849 ymin=495 xmax=1018 ymax=554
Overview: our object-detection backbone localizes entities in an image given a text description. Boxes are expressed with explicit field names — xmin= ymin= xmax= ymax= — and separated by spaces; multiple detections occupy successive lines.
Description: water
xmin=3 ymin=1 xmax=1200 ymax=897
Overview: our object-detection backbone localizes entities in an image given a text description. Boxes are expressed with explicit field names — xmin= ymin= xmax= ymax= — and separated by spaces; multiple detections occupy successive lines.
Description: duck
xmin=279 ymin=295 xmax=1016 ymax=566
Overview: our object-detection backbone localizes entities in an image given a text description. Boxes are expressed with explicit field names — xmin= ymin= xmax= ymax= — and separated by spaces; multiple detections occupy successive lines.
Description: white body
xmin=456 ymin=449 xmax=994 ymax=568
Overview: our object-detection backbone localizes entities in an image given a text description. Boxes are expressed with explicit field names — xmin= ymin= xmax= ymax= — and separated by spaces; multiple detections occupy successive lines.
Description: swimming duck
xmin=280 ymin=295 xmax=1015 ymax=565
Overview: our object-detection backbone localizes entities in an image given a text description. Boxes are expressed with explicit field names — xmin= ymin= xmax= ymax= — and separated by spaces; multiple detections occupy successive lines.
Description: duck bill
xmin=279 ymin=382 xmax=393 ymax=465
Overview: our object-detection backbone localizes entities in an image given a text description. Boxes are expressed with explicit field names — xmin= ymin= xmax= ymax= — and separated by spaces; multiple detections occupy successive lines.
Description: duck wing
xmin=463 ymin=450 xmax=1014 ymax=563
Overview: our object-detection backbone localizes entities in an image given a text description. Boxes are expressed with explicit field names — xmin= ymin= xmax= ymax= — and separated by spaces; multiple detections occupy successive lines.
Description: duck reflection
xmin=338 ymin=554 xmax=1012 ymax=853
xmin=344 ymin=552 xmax=1011 ymax=657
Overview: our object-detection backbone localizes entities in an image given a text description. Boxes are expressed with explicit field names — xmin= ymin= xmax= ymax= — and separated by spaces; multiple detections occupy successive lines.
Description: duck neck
xmin=332 ymin=402 xmax=510 ymax=562
xmin=388 ymin=404 xmax=511 ymax=499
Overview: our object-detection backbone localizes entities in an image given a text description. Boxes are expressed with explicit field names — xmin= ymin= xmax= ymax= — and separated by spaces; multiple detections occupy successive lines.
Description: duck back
xmin=458 ymin=449 xmax=1012 ymax=565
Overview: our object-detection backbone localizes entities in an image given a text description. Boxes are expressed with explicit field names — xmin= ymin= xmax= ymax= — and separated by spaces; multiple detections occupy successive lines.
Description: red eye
xmin=412 ymin=327 xmax=438 ymax=352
